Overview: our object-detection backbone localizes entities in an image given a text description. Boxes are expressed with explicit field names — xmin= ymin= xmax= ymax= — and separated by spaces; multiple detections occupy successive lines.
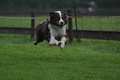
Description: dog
xmin=33 ymin=11 xmax=67 ymax=49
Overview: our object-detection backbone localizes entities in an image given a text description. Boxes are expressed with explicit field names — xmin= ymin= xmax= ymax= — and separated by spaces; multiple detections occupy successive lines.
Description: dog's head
xmin=48 ymin=11 xmax=67 ymax=28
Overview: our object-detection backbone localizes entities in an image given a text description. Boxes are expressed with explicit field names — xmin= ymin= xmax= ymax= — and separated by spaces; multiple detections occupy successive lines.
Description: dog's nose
xmin=60 ymin=22 xmax=64 ymax=25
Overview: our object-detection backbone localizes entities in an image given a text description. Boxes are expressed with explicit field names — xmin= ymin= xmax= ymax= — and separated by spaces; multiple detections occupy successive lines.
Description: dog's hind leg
xmin=33 ymin=34 xmax=44 ymax=45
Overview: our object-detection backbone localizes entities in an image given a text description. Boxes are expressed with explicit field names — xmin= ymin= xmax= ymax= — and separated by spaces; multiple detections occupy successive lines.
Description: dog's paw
xmin=49 ymin=41 xmax=61 ymax=46
xmin=60 ymin=45 xmax=65 ymax=50
xmin=49 ymin=42 xmax=55 ymax=45
xmin=58 ymin=41 xmax=62 ymax=46
xmin=33 ymin=41 xmax=37 ymax=45
xmin=59 ymin=43 xmax=65 ymax=50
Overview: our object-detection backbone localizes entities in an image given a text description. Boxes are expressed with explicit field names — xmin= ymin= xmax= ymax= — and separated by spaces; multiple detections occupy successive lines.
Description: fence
xmin=0 ymin=9 xmax=120 ymax=43
xmin=0 ymin=11 xmax=49 ymax=39
xmin=68 ymin=8 xmax=120 ymax=42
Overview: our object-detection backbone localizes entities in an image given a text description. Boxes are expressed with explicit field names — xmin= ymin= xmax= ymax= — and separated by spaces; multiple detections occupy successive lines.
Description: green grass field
xmin=0 ymin=16 xmax=120 ymax=80
xmin=0 ymin=34 xmax=120 ymax=80
xmin=0 ymin=18 xmax=46 ymax=27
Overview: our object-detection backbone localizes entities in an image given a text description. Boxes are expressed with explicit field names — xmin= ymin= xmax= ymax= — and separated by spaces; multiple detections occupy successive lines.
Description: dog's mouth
xmin=57 ymin=22 xmax=65 ymax=28
xmin=58 ymin=25 xmax=64 ymax=28
xmin=58 ymin=26 xmax=63 ymax=28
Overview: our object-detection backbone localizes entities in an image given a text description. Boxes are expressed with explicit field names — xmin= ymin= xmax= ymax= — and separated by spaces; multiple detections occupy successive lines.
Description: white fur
xmin=60 ymin=37 xmax=66 ymax=49
xmin=48 ymin=24 xmax=66 ymax=49
xmin=55 ymin=11 xmax=65 ymax=25
xmin=48 ymin=11 xmax=66 ymax=49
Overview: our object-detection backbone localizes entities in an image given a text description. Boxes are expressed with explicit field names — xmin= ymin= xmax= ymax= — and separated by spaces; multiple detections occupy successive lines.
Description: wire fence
xmin=71 ymin=8 xmax=120 ymax=31
xmin=0 ymin=9 xmax=120 ymax=41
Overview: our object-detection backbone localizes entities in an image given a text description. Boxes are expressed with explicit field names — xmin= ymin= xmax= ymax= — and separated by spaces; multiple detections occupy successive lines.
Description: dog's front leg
xmin=60 ymin=37 xmax=66 ymax=49
xmin=49 ymin=36 xmax=60 ymax=46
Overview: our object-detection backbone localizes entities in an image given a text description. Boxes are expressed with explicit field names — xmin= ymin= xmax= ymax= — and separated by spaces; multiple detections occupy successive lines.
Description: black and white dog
xmin=33 ymin=11 xmax=67 ymax=49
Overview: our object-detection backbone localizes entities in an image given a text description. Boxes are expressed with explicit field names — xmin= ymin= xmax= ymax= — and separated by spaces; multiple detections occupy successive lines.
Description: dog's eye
xmin=62 ymin=16 xmax=66 ymax=20
xmin=54 ymin=18 xmax=59 ymax=21
xmin=54 ymin=19 xmax=58 ymax=21
xmin=62 ymin=17 xmax=65 ymax=19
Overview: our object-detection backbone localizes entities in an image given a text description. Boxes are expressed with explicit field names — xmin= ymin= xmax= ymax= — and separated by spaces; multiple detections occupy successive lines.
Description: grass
xmin=0 ymin=34 xmax=120 ymax=80
xmin=0 ymin=18 xmax=46 ymax=27
xmin=0 ymin=17 xmax=120 ymax=31
xmin=0 ymin=15 xmax=120 ymax=80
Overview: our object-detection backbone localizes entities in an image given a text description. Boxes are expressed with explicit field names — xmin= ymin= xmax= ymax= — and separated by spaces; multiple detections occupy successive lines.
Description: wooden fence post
xmin=73 ymin=6 xmax=81 ymax=42
xmin=31 ymin=12 xmax=35 ymax=39
xmin=67 ymin=10 xmax=73 ymax=43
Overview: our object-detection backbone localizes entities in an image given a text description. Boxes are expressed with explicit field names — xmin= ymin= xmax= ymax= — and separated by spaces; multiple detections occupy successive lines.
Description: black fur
xmin=33 ymin=22 xmax=50 ymax=45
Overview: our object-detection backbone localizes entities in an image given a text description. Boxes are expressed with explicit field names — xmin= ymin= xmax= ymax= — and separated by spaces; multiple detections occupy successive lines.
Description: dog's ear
xmin=48 ymin=12 xmax=55 ymax=22
xmin=62 ymin=11 xmax=67 ymax=16
xmin=50 ymin=12 xmax=55 ymax=17
xmin=47 ymin=17 xmax=50 ymax=22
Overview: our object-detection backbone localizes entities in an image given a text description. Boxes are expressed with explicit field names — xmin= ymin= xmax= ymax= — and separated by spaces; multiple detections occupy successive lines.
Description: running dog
xmin=33 ymin=11 xmax=67 ymax=49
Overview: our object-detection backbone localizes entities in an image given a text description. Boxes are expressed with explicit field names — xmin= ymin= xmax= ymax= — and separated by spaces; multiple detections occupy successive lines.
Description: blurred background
xmin=0 ymin=0 xmax=120 ymax=41
xmin=0 ymin=0 xmax=120 ymax=10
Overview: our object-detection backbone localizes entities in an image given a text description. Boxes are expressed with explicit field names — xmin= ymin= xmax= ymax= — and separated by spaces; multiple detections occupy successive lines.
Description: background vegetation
xmin=0 ymin=0 xmax=120 ymax=9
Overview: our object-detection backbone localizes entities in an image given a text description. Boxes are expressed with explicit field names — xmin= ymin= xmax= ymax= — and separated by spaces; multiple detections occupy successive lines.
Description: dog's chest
xmin=48 ymin=24 xmax=66 ymax=37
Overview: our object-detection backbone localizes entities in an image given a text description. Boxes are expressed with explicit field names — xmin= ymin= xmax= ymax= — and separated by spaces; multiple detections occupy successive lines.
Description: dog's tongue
xmin=59 ymin=25 xmax=63 ymax=28
xmin=59 ymin=26 xmax=62 ymax=28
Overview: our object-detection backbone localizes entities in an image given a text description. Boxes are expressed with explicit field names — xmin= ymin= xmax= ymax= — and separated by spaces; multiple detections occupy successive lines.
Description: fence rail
xmin=0 ymin=27 xmax=120 ymax=41
xmin=0 ymin=9 xmax=120 ymax=42
xmin=72 ymin=30 xmax=120 ymax=41
xmin=0 ymin=27 xmax=32 ymax=35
